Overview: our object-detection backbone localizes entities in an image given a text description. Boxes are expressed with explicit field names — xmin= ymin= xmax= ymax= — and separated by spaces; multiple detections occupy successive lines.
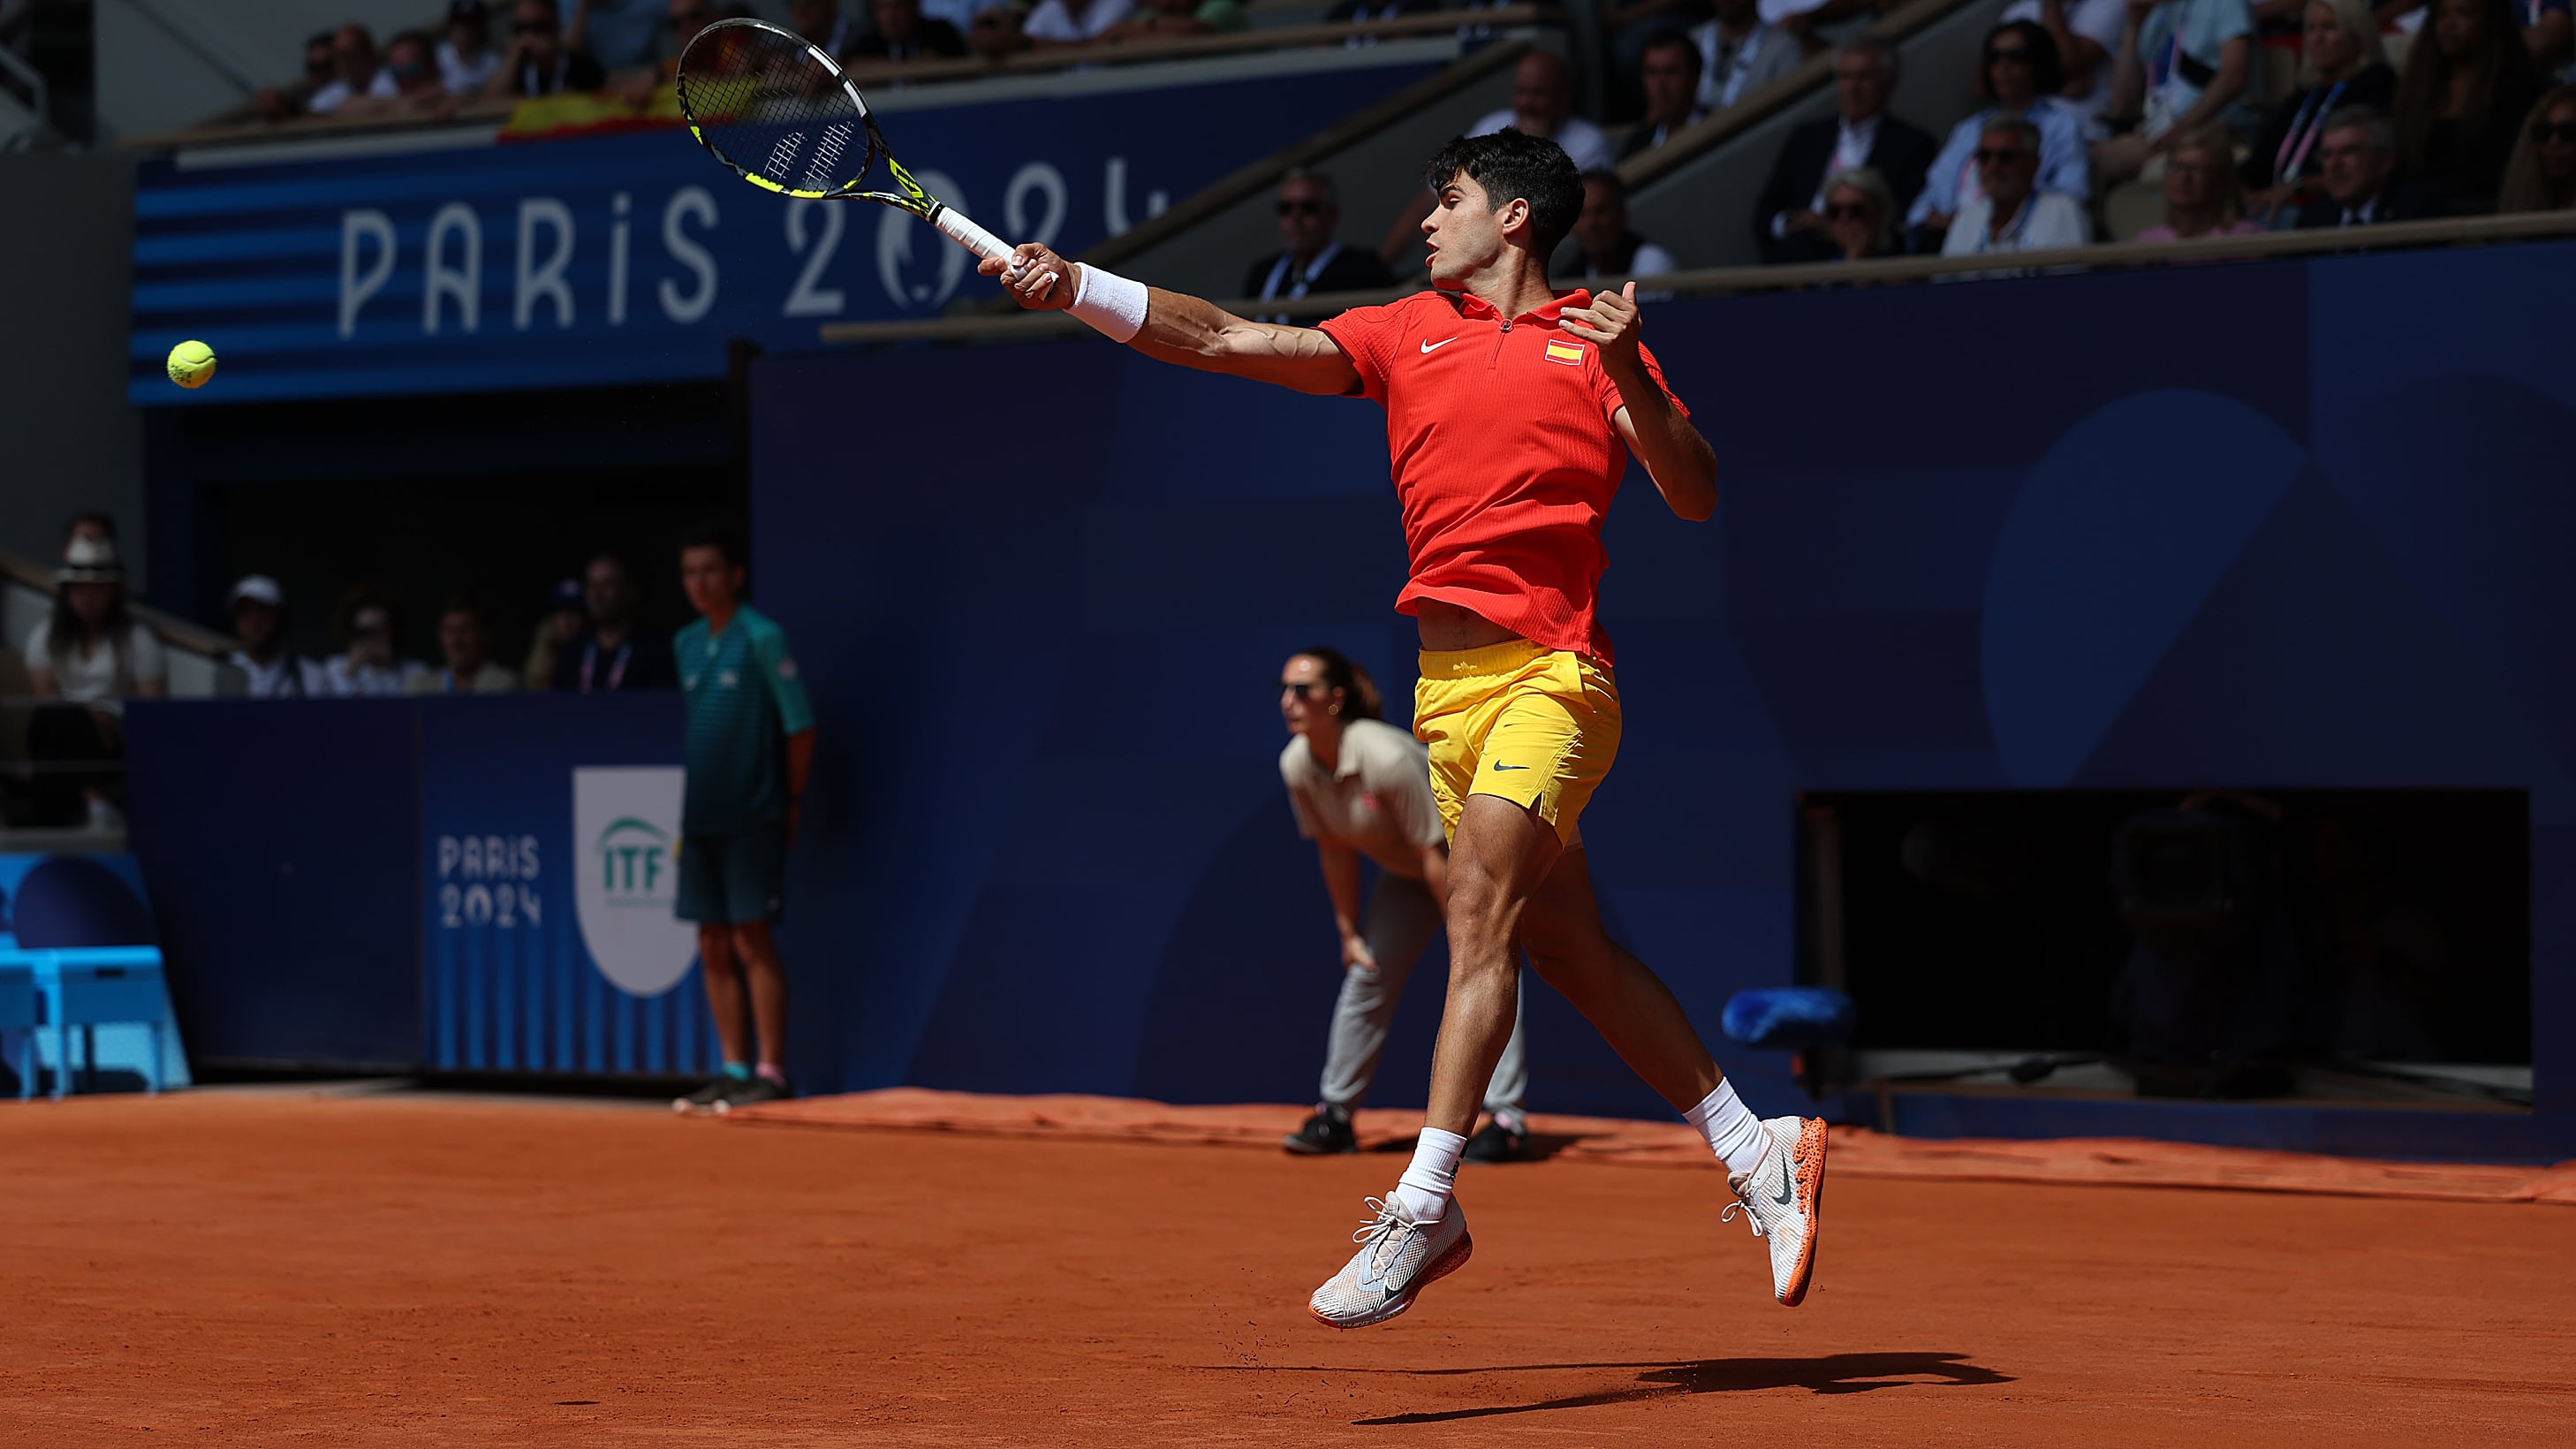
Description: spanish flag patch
xmin=1544 ymin=338 xmax=1586 ymax=367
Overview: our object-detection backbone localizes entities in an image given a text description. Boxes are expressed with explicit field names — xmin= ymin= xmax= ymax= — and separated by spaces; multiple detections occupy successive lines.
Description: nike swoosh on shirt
xmin=1491 ymin=762 xmax=1530 ymax=771
xmin=1420 ymin=338 xmax=1458 ymax=353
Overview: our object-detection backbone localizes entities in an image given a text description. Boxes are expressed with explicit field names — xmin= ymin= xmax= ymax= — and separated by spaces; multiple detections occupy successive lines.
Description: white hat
xmin=56 ymin=535 xmax=125 ymax=584
xmin=230 ymin=574 xmax=285 ymax=609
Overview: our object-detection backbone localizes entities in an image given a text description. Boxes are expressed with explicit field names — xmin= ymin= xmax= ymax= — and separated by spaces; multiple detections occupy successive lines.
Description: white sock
xmin=1686 ymin=1081 xmax=1770 ymax=1178
xmin=1393 ymin=1127 xmax=1468 ymax=1222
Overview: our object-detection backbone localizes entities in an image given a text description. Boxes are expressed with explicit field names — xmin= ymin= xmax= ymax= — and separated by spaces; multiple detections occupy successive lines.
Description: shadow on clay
xmin=1330 ymin=1353 xmax=2016 ymax=1423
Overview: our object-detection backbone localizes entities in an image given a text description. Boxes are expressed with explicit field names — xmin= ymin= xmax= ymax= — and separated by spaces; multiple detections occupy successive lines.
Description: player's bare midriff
xmin=1415 ymin=599 xmax=1523 ymax=653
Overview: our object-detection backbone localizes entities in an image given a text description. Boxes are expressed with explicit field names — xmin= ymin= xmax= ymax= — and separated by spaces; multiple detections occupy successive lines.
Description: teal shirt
xmin=677 ymin=604 xmax=814 ymax=834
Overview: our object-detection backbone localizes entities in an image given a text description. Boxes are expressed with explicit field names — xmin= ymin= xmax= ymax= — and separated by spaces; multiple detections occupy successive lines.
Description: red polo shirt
xmin=1317 ymin=288 xmax=1685 ymax=664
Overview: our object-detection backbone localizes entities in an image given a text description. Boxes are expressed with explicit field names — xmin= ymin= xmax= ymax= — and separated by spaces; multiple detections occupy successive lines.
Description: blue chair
xmin=0 ymin=964 xmax=36 ymax=1102
xmin=4 ymin=947 xmax=171 ymax=1099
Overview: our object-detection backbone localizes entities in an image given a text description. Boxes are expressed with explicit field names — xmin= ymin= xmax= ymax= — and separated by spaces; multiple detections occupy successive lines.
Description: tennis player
xmin=984 ymin=129 xmax=1828 ymax=1326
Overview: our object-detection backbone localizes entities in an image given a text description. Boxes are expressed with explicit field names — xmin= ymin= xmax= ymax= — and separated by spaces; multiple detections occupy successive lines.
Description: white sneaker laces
xmin=1352 ymin=1195 xmax=1425 ymax=1271
xmin=1720 ymin=1183 xmax=1769 ymax=1239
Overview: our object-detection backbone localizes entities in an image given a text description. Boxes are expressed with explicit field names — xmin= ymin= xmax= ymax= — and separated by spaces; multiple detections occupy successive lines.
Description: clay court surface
xmin=5 ymin=1092 xmax=2572 ymax=1445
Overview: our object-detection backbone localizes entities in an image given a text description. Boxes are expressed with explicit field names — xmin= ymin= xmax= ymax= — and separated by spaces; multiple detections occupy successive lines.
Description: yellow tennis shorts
xmin=1414 ymin=639 xmax=1622 ymax=846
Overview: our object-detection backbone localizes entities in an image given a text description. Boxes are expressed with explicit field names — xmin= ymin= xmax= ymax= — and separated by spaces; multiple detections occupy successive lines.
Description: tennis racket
xmin=673 ymin=18 xmax=1019 ymax=272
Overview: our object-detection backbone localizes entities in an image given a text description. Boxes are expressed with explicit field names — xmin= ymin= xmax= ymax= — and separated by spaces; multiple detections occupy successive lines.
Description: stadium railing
xmin=814 ymin=208 xmax=2576 ymax=346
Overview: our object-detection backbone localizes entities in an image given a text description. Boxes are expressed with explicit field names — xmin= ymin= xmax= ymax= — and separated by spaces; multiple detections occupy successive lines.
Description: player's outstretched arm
xmin=980 ymin=244 xmax=1360 ymax=397
xmin=1564 ymin=283 xmax=1719 ymax=522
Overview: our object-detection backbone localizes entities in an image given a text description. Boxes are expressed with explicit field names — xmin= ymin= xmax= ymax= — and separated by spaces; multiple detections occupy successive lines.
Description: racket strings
xmin=678 ymin=27 xmax=875 ymax=196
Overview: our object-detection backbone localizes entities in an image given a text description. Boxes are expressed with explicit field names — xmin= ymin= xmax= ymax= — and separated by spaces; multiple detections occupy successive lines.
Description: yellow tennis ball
xmin=167 ymin=340 xmax=217 ymax=390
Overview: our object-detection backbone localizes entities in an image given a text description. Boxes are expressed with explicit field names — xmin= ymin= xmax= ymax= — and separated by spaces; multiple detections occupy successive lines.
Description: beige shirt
xmin=1279 ymin=717 xmax=1444 ymax=879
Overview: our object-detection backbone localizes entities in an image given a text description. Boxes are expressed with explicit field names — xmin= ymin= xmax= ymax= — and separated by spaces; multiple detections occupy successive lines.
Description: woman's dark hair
xmin=45 ymin=579 xmax=132 ymax=669
xmin=1979 ymin=19 xmax=2065 ymax=101
xmin=2394 ymin=0 xmax=2542 ymax=175
xmin=2497 ymin=83 xmax=2576 ymax=211
xmin=1295 ymin=646 xmax=1383 ymax=721
xmin=1422 ymin=128 xmax=1586 ymax=259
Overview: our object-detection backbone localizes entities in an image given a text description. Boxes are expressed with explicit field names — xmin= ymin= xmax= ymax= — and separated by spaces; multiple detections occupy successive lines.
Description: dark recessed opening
xmin=1799 ymin=790 xmax=2529 ymax=1106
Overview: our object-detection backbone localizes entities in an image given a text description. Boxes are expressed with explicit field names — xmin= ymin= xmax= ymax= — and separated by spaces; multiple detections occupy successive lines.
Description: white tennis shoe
xmin=1723 ymin=1115 xmax=1829 ymax=1307
xmin=1307 ymin=1194 xmax=1473 ymax=1329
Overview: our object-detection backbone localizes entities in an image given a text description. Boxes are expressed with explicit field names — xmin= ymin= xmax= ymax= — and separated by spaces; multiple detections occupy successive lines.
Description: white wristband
xmin=1068 ymin=263 xmax=1148 ymax=344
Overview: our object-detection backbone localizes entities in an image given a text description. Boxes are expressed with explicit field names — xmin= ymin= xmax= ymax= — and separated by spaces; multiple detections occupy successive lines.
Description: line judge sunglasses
xmin=2533 ymin=118 xmax=2576 ymax=143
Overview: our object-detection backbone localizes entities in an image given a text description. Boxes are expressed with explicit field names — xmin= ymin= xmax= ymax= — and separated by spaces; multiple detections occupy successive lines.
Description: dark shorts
xmin=674 ymin=824 xmax=786 ymax=925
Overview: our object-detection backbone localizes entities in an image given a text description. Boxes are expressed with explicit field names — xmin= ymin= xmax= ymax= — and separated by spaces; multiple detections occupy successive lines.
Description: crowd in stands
xmin=218 ymin=0 xmax=2576 ymax=277
xmin=3 ymin=511 xmax=700 ymax=831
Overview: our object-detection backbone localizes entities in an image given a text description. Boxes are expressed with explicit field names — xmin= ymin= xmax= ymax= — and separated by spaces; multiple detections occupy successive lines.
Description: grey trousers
xmin=1318 ymin=874 xmax=1529 ymax=1115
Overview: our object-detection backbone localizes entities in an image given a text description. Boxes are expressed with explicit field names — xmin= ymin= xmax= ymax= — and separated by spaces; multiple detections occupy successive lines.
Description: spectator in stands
xmin=412 ymin=597 xmax=519 ymax=694
xmin=2499 ymin=84 xmax=2576 ymax=209
xmin=307 ymin=24 xmax=397 ymax=116
xmin=1026 ymin=0 xmax=1138 ymax=45
xmin=2244 ymin=0 xmax=2395 ymax=217
xmin=1379 ymin=50 xmax=1613 ymax=269
xmin=2383 ymin=0 xmax=2574 ymax=73
xmin=324 ymin=590 xmax=429 ymax=696
xmin=1605 ymin=0 xmax=1712 ymax=100
xmin=1941 ymin=113 xmax=2090 ymax=257
xmin=523 ymin=578 xmax=587 ymax=690
xmin=2394 ymin=0 xmax=2548 ymax=211
xmin=792 ymin=0 xmax=859 ymax=53
xmin=1102 ymin=0 xmax=1248 ymax=40
xmin=1754 ymin=38 xmax=1936 ymax=262
xmin=2527 ymin=0 xmax=2574 ymax=73
xmin=254 ymin=31 xmax=340 ymax=121
xmin=967 ymin=1 xmax=1029 ymax=59
xmin=1821 ymin=166 xmax=1900 ymax=260
xmin=851 ymin=0 xmax=972 ymax=57
xmin=2095 ymin=0 xmax=2259 ymax=189
xmin=1246 ymin=170 xmax=1397 ymax=315
xmin=1618 ymin=29 xmax=1708 ymax=160
xmin=558 ymin=555 xmax=678 ymax=691
xmin=2293 ymin=106 xmax=2422 ymax=224
xmin=340 ymin=31 xmax=452 ymax=118
xmin=567 ymin=0 xmax=671 ymax=68
xmin=2135 ymin=125 xmax=2265 ymax=237
xmin=441 ymin=1 xmax=503 ymax=93
xmin=1693 ymin=0 xmax=1800 ymax=114
xmin=24 ymin=536 xmax=163 ymax=831
xmin=61 ymin=511 xmax=115 ymax=551
xmin=2007 ymin=0 xmax=2129 ymax=139
xmin=1557 ymin=170 xmax=1679 ymax=280
xmin=1470 ymin=50 xmax=1616 ymax=171
xmin=226 ymin=576 xmax=328 ymax=699
xmin=487 ymin=0 xmax=610 ymax=95
xmin=1909 ymin=22 xmax=2090 ymax=243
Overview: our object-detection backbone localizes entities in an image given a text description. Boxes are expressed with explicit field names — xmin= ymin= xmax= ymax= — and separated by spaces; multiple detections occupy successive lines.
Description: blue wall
xmin=119 ymin=241 xmax=2576 ymax=1156
xmin=752 ymin=242 xmax=2576 ymax=1151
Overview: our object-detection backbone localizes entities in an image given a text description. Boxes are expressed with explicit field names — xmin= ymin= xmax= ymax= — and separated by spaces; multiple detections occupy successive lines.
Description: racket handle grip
xmin=931 ymin=205 xmax=1019 ymax=272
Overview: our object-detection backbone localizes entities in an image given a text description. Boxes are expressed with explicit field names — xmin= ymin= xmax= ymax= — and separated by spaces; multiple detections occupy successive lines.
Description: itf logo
xmin=572 ymin=767 xmax=698 ymax=997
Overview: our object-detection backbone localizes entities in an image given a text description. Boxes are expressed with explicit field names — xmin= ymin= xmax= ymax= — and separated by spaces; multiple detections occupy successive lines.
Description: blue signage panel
xmin=417 ymin=692 xmax=716 ymax=1076
xmin=129 ymin=52 xmax=1444 ymax=404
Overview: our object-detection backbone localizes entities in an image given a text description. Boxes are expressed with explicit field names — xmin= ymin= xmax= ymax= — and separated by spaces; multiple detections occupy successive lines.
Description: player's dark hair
xmin=681 ymin=525 xmax=745 ymax=567
xmin=1295 ymin=646 xmax=1383 ymax=722
xmin=1422 ymin=130 xmax=1586 ymax=261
